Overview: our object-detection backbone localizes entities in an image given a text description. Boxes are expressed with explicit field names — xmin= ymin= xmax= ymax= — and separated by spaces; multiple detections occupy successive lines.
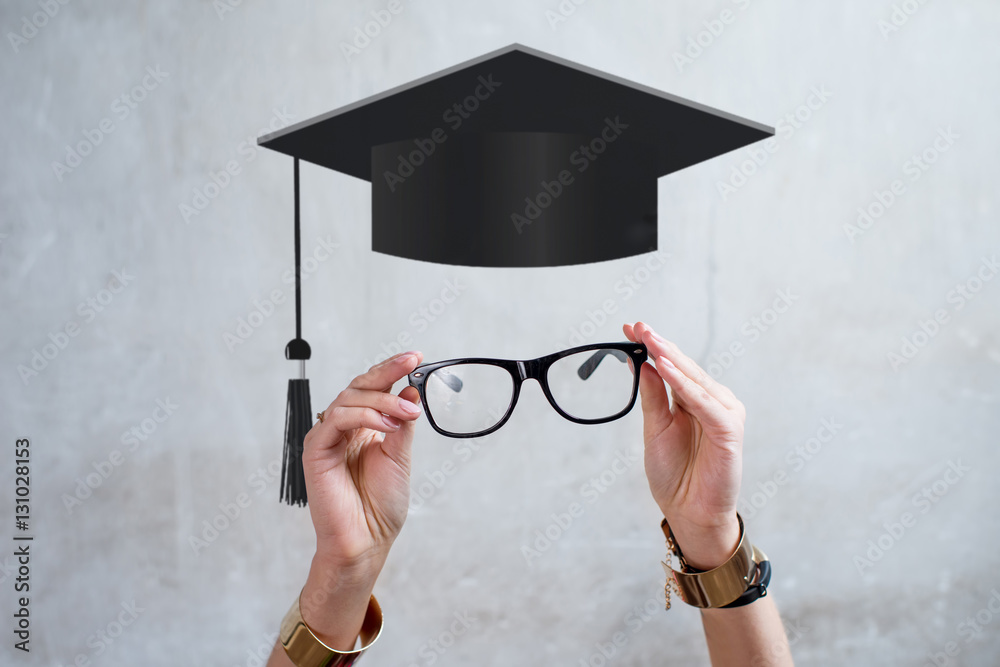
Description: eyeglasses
xmin=407 ymin=342 xmax=647 ymax=438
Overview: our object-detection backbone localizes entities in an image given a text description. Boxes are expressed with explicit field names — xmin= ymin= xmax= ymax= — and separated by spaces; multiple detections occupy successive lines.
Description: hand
xmin=303 ymin=350 xmax=424 ymax=579
xmin=624 ymin=322 xmax=745 ymax=570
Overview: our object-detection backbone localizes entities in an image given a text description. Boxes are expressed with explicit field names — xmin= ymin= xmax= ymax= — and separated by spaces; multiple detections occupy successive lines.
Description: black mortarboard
xmin=261 ymin=44 xmax=773 ymax=504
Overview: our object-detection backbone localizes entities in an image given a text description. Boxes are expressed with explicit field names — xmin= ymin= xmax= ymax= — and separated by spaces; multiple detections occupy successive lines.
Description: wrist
xmin=313 ymin=540 xmax=390 ymax=585
xmin=667 ymin=513 xmax=741 ymax=571
xmin=297 ymin=551 xmax=385 ymax=651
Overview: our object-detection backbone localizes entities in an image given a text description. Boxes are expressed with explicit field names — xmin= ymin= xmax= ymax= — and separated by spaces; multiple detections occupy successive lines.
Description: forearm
xmin=266 ymin=552 xmax=384 ymax=666
xmin=670 ymin=518 xmax=792 ymax=666
xmin=701 ymin=595 xmax=792 ymax=667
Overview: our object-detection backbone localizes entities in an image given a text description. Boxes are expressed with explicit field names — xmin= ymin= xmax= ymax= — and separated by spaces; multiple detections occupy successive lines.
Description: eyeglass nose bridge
xmin=516 ymin=358 xmax=543 ymax=382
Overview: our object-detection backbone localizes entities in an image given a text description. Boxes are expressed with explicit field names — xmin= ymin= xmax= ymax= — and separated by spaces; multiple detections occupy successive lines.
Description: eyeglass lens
xmin=546 ymin=348 xmax=635 ymax=420
xmin=425 ymin=363 xmax=513 ymax=435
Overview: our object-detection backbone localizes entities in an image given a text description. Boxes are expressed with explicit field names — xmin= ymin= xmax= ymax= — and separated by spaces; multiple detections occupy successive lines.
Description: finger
xmin=637 ymin=360 xmax=674 ymax=436
xmin=398 ymin=385 xmax=421 ymax=414
xmin=627 ymin=321 xmax=696 ymax=414
xmin=652 ymin=355 xmax=739 ymax=436
xmin=634 ymin=322 xmax=742 ymax=412
xmin=307 ymin=353 xmax=424 ymax=456
xmin=335 ymin=387 xmax=422 ymax=423
xmin=310 ymin=405 xmax=403 ymax=450
xmin=349 ymin=351 xmax=424 ymax=393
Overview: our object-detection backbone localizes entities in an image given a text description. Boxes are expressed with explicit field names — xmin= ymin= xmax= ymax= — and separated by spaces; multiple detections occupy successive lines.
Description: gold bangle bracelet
xmin=661 ymin=513 xmax=763 ymax=608
xmin=279 ymin=592 xmax=382 ymax=667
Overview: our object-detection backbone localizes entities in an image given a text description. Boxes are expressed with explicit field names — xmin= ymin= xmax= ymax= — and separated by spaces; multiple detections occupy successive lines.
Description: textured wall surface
xmin=2 ymin=1 xmax=999 ymax=665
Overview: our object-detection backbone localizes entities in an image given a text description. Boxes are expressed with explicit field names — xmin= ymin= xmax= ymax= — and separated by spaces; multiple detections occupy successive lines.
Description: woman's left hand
xmin=624 ymin=321 xmax=746 ymax=570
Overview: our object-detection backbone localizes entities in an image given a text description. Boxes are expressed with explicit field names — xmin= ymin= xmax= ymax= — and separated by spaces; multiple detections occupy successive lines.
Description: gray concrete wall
xmin=2 ymin=1 xmax=998 ymax=665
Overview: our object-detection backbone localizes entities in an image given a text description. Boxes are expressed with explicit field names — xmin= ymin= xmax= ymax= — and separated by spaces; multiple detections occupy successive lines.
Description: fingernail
xmin=658 ymin=356 xmax=675 ymax=370
xmin=397 ymin=351 xmax=419 ymax=363
xmin=382 ymin=414 xmax=401 ymax=429
xmin=399 ymin=398 xmax=421 ymax=415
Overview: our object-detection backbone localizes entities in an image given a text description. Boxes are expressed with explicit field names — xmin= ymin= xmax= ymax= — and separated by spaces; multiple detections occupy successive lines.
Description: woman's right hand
xmin=304 ymin=350 xmax=424 ymax=577
xmin=287 ymin=351 xmax=424 ymax=655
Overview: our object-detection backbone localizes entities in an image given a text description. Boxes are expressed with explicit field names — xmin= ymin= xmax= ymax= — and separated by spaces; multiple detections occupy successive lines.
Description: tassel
xmin=281 ymin=157 xmax=311 ymax=506
xmin=281 ymin=375 xmax=311 ymax=506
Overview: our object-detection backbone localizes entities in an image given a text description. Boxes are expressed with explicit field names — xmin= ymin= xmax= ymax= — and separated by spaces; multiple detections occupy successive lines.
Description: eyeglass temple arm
xmin=430 ymin=371 xmax=463 ymax=393
xmin=577 ymin=349 xmax=628 ymax=381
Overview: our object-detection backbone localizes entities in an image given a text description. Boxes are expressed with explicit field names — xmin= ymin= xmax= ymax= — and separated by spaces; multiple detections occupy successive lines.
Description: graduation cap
xmin=259 ymin=44 xmax=773 ymax=505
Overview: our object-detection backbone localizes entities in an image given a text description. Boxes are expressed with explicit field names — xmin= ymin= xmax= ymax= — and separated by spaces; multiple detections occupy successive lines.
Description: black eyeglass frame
xmin=407 ymin=341 xmax=648 ymax=438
